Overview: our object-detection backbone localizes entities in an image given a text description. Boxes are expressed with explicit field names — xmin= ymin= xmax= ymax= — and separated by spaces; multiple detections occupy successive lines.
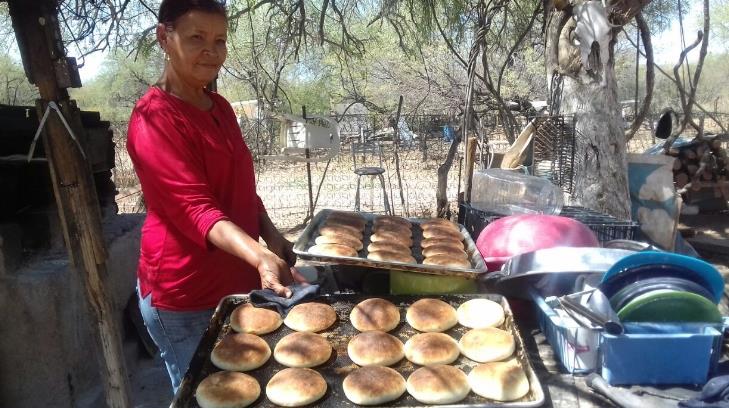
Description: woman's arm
xmin=208 ymin=219 xmax=302 ymax=297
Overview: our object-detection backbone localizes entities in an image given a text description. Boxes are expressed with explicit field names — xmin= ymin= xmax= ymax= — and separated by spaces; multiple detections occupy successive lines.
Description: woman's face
xmin=158 ymin=11 xmax=228 ymax=87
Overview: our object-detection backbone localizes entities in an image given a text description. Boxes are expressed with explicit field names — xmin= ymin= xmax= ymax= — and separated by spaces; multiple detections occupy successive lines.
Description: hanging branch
xmin=624 ymin=13 xmax=654 ymax=142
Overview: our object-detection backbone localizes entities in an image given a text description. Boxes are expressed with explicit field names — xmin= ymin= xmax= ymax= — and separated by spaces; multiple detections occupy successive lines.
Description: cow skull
xmin=572 ymin=1 xmax=616 ymax=76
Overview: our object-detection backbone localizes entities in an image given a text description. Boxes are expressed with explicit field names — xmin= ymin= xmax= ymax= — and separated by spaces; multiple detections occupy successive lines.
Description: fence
xmin=112 ymin=111 xmax=729 ymax=229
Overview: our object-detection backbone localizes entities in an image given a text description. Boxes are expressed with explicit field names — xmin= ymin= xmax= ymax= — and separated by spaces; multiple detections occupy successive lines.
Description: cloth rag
xmin=679 ymin=375 xmax=729 ymax=408
xmin=249 ymin=284 xmax=320 ymax=316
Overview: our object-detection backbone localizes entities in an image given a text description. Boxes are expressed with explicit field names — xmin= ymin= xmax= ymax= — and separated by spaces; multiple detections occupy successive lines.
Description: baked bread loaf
xmin=319 ymin=224 xmax=363 ymax=240
xmin=326 ymin=212 xmax=366 ymax=230
xmin=404 ymin=332 xmax=460 ymax=365
xmin=457 ymin=298 xmax=505 ymax=329
xmin=314 ymin=234 xmax=363 ymax=250
xmin=196 ymin=371 xmax=260 ymax=408
xmin=420 ymin=238 xmax=463 ymax=250
xmin=274 ymin=332 xmax=332 ymax=368
xmin=406 ymin=298 xmax=458 ymax=332
xmin=229 ymin=304 xmax=282 ymax=335
xmin=421 ymin=218 xmax=459 ymax=230
xmin=422 ymin=245 xmax=468 ymax=259
xmin=422 ymin=226 xmax=463 ymax=240
xmin=343 ymin=366 xmax=406 ymax=405
xmin=210 ymin=333 xmax=271 ymax=371
xmin=406 ymin=365 xmax=470 ymax=404
xmin=367 ymin=241 xmax=410 ymax=255
xmin=348 ymin=331 xmax=404 ymax=366
xmin=266 ymin=368 xmax=327 ymax=407
xmin=284 ymin=302 xmax=337 ymax=332
xmin=468 ymin=360 xmax=530 ymax=401
xmin=459 ymin=327 xmax=515 ymax=362
xmin=350 ymin=298 xmax=400 ymax=332
xmin=367 ymin=250 xmax=416 ymax=264
xmin=423 ymin=255 xmax=471 ymax=268
xmin=374 ymin=215 xmax=412 ymax=229
xmin=373 ymin=223 xmax=412 ymax=237
xmin=369 ymin=231 xmax=413 ymax=247
xmin=309 ymin=243 xmax=358 ymax=257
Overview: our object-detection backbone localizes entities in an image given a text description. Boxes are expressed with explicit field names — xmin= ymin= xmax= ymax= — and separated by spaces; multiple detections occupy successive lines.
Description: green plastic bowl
xmin=389 ymin=270 xmax=478 ymax=295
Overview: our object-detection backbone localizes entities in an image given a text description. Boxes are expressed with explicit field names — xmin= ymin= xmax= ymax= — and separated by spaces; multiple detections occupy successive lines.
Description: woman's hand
xmin=255 ymin=248 xmax=308 ymax=298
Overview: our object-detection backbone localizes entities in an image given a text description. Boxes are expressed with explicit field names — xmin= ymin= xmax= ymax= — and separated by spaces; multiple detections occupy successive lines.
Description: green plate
xmin=617 ymin=290 xmax=723 ymax=323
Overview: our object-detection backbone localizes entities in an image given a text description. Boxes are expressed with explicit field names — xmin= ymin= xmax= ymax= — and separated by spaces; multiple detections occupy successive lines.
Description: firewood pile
xmin=670 ymin=138 xmax=729 ymax=202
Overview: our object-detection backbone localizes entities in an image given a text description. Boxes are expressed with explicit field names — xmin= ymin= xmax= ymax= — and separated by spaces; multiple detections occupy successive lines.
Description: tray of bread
xmin=293 ymin=209 xmax=488 ymax=278
xmin=171 ymin=293 xmax=545 ymax=408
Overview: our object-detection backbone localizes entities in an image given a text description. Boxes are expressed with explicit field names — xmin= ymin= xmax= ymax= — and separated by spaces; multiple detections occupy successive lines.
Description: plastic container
xmin=389 ymin=270 xmax=477 ymax=294
xmin=470 ymin=169 xmax=563 ymax=216
xmin=533 ymin=292 xmax=725 ymax=385
xmin=601 ymin=322 xmax=723 ymax=385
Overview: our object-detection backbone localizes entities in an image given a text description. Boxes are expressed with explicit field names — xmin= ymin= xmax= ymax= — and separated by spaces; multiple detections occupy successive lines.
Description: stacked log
xmin=670 ymin=138 xmax=729 ymax=201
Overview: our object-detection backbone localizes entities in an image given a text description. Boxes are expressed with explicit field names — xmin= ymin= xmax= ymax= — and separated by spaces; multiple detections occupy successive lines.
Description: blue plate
xmin=601 ymin=251 xmax=724 ymax=304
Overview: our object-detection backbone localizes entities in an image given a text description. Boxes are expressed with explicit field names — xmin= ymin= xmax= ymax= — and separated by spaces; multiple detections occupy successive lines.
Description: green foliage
xmin=70 ymin=50 xmax=163 ymax=121
xmin=0 ymin=54 xmax=38 ymax=106
xmin=713 ymin=0 xmax=729 ymax=49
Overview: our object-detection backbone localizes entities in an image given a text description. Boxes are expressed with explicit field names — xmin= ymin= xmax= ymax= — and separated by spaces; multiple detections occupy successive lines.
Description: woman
xmin=127 ymin=0 xmax=306 ymax=394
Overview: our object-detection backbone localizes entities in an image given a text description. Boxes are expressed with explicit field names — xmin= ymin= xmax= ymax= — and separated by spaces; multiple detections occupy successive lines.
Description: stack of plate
xmin=598 ymin=252 xmax=724 ymax=324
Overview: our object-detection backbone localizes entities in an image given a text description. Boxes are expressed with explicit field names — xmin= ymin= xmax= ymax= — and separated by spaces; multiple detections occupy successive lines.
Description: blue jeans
xmin=138 ymin=290 xmax=214 ymax=395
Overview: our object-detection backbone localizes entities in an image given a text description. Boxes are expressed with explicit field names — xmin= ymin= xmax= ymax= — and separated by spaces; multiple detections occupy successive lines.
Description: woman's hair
xmin=158 ymin=0 xmax=227 ymax=27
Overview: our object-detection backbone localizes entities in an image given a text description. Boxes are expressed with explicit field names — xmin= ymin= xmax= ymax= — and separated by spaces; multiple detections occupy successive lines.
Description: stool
xmin=351 ymin=142 xmax=391 ymax=215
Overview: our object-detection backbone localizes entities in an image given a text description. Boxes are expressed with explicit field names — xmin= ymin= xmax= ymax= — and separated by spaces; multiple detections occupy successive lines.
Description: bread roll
xmin=422 ymin=226 xmax=463 ymax=240
xmin=468 ymin=360 xmax=530 ymax=401
xmin=369 ymin=231 xmax=413 ymax=247
xmin=229 ymin=304 xmax=282 ymax=335
xmin=367 ymin=241 xmax=410 ymax=255
xmin=309 ymin=243 xmax=358 ymax=257
xmin=421 ymin=218 xmax=459 ymax=230
xmin=406 ymin=298 xmax=458 ymax=332
xmin=274 ymin=332 xmax=332 ymax=368
xmin=284 ymin=302 xmax=337 ymax=332
xmin=196 ymin=371 xmax=260 ymax=408
xmin=367 ymin=250 xmax=416 ymax=264
xmin=210 ymin=333 xmax=271 ymax=372
xmin=314 ymin=234 xmax=363 ymax=250
xmin=420 ymin=220 xmax=460 ymax=232
xmin=459 ymin=327 xmax=515 ymax=362
xmin=423 ymin=255 xmax=471 ymax=268
xmin=319 ymin=225 xmax=363 ymax=240
xmin=457 ymin=298 xmax=505 ymax=329
xmin=374 ymin=215 xmax=412 ymax=229
xmin=373 ymin=223 xmax=412 ymax=237
xmin=421 ymin=238 xmax=463 ymax=250
xmin=348 ymin=331 xmax=404 ymax=366
xmin=326 ymin=213 xmax=366 ymax=230
xmin=343 ymin=366 xmax=406 ymax=405
xmin=404 ymin=332 xmax=460 ymax=365
xmin=266 ymin=368 xmax=327 ymax=407
xmin=406 ymin=365 xmax=470 ymax=405
xmin=422 ymin=245 xmax=468 ymax=259
xmin=350 ymin=298 xmax=401 ymax=332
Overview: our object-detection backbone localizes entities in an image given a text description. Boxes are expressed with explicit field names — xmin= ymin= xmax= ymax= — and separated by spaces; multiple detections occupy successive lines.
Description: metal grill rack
xmin=531 ymin=115 xmax=576 ymax=195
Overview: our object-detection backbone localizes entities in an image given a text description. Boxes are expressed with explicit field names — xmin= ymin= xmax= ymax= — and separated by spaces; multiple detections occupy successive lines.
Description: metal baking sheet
xmin=293 ymin=209 xmax=488 ymax=278
xmin=171 ymin=293 xmax=546 ymax=408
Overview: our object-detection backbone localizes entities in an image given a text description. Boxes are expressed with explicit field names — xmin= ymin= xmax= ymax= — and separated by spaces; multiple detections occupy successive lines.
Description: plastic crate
xmin=533 ymin=292 xmax=725 ymax=385
xmin=458 ymin=202 xmax=639 ymax=244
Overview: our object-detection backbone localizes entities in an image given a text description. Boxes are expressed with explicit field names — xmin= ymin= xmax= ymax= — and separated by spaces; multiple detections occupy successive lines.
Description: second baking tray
xmin=171 ymin=293 xmax=545 ymax=408
xmin=294 ymin=209 xmax=488 ymax=278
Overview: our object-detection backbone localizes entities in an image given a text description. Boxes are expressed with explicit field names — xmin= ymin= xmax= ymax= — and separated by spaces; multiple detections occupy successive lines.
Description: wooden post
xmin=7 ymin=1 xmax=131 ymax=407
xmin=464 ymin=136 xmax=478 ymax=203
xmin=392 ymin=96 xmax=407 ymax=215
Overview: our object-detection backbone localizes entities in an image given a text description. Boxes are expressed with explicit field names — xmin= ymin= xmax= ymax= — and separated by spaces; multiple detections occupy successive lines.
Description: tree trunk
xmin=545 ymin=7 xmax=631 ymax=220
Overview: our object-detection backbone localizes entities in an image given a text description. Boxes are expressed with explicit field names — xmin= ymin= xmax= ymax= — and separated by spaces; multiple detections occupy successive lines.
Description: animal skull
xmin=572 ymin=1 xmax=615 ymax=74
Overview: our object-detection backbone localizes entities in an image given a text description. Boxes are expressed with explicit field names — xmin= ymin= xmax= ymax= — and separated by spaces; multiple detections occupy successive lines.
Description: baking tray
xmin=293 ymin=209 xmax=488 ymax=278
xmin=171 ymin=293 xmax=546 ymax=408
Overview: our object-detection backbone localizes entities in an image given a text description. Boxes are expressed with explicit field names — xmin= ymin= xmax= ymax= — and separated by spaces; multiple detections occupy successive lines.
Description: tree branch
xmin=624 ymin=13 xmax=654 ymax=142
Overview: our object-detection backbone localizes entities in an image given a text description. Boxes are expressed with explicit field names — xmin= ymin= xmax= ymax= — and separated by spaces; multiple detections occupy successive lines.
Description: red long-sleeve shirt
xmin=127 ymin=87 xmax=263 ymax=311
